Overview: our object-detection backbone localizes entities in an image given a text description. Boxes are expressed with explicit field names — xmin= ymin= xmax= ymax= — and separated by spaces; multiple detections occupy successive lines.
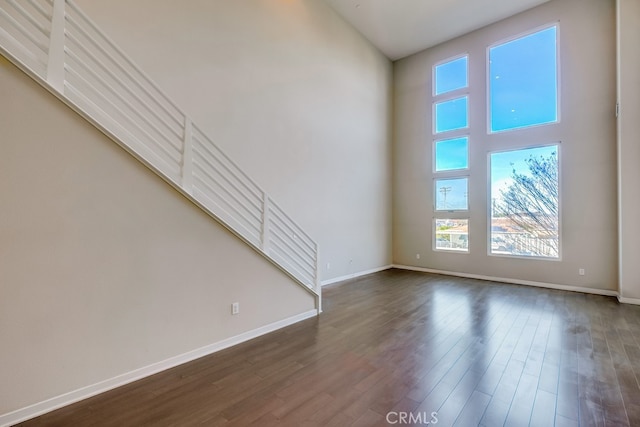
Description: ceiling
xmin=322 ymin=0 xmax=551 ymax=60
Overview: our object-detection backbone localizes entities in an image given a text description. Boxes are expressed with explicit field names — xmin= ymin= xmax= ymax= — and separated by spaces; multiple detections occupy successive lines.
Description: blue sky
xmin=435 ymin=137 xmax=468 ymax=171
xmin=435 ymin=97 xmax=468 ymax=133
xmin=435 ymin=177 xmax=468 ymax=210
xmin=490 ymin=26 xmax=557 ymax=132
xmin=435 ymin=56 xmax=468 ymax=95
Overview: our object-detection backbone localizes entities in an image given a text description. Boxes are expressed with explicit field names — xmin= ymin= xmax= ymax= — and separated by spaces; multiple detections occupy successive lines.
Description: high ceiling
xmin=322 ymin=0 xmax=551 ymax=60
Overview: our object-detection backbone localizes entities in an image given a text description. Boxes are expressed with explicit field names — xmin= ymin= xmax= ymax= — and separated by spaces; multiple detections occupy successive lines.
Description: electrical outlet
xmin=327 ymin=263 xmax=331 ymax=270
xmin=579 ymin=268 xmax=585 ymax=276
xmin=231 ymin=302 xmax=240 ymax=315
xmin=416 ymin=253 xmax=421 ymax=259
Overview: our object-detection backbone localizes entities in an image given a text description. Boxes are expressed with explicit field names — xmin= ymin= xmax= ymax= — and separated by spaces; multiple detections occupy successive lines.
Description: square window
xmin=435 ymin=177 xmax=468 ymax=211
xmin=435 ymin=219 xmax=469 ymax=252
xmin=434 ymin=96 xmax=468 ymax=133
xmin=490 ymin=145 xmax=559 ymax=258
xmin=435 ymin=137 xmax=469 ymax=172
xmin=489 ymin=26 xmax=558 ymax=132
xmin=434 ymin=56 xmax=468 ymax=95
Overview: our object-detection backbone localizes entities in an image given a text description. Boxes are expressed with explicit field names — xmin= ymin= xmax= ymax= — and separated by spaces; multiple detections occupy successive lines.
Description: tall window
xmin=432 ymin=55 xmax=469 ymax=253
xmin=488 ymin=25 xmax=560 ymax=258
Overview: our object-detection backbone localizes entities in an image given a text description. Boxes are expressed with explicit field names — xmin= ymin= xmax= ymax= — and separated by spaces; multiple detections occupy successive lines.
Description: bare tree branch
xmin=494 ymin=152 xmax=559 ymax=257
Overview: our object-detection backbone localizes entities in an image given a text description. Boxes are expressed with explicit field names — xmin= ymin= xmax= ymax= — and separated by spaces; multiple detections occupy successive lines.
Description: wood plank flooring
xmin=17 ymin=269 xmax=640 ymax=426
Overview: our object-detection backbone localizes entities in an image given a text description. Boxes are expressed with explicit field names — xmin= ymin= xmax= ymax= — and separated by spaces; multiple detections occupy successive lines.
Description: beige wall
xmin=393 ymin=0 xmax=618 ymax=291
xmin=0 ymin=57 xmax=316 ymax=414
xmin=617 ymin=0 xmax=640 ymax=300
xmin=75 ymin=0 xmax=394 ymax=282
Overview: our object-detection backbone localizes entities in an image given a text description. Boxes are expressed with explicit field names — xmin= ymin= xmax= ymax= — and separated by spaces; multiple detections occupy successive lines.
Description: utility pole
xmin=439 ymin=186 xmax=452 ymax=209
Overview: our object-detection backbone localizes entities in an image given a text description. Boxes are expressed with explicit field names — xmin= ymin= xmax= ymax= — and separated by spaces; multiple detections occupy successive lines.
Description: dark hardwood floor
xmin=17 ymin=269 xmax=640 ymax=426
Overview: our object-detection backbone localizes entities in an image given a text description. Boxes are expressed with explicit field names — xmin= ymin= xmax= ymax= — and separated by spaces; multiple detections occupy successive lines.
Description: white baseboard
xmin=0 ymin=309 xmax=318 ymax=427
xmin=618 ymin=296 xmax=640 ymax=305
xmin=392 ymin=264 xmax=619 ymax=298
xmin=321 ymin=265 xmax=393 ymax=287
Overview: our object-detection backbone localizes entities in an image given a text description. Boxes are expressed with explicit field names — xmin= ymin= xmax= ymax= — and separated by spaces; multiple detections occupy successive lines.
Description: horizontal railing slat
xmin=192 ymin=125 xmax=264 ymax=203
xmin=64 ymin=26 xmax=184 ymax=145
xmin=64 ymin=63 xmax=183 ymax=171
xmin=269 ymin=251 xmax=315 ymax=288
xmin=26 ymin=0 xmax=52 ymax=21
xmin=64 ymin=80 xmax=183 ymax=183
xmin=192 ymin=160 xmax=263 ymax=229
xmin=0 ymin=24 xmax=47 ymax=76
xmin=192 ymin=143 xmax=262 ymax=215
xmin=192 ymin=186 xmax=262 ymax=247
xmin=66 ymin=0 xmax=185 ymax=131
xmin=268 ymin=199 xmax=316 ymax=250
xmin=268 ymin=219 xmax=316 ymax=268
xmin=64 ymin=38 xmax=183 ymax=159
xmin=0 ymin=7 xmax=48 ymax=54
xmin=268 ymin=233 xmax=315 ymax=277
xmin=7 ymin=0 xmax=50 ymax=37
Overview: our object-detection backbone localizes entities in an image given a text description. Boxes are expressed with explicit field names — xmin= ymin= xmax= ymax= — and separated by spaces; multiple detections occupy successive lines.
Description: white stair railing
xmin=0 ymin=0 xmax=321 ymax=299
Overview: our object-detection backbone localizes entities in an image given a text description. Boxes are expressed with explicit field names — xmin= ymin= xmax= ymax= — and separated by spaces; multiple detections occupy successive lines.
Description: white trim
xmin=0 ymin=309 xmax=318 ymax=427
xmin=321 ymin=265 xmax=393 ymax=287
xmin=392 ymin=264 xmax=619 ymax=297
xmin=618 ymin=296 xmax=640 ymax=305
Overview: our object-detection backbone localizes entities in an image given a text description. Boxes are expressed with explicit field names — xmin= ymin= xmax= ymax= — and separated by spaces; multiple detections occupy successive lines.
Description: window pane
xmin=435 ymin=137 xmax=469 ymax=171
xmin=435 ymin=219 xmax=469 ymax=252
xmin=434 ymin=56 xmax=468 ymax=95
xmin=489 ymin=26 xmax=557 ymax=132
xmin=435 ymin=177 xmax=468 ymax=211
xmin=490 ymin=145 xmax=559 ymax=258
xmin=435 ymin=96 xmax=468 ymax=133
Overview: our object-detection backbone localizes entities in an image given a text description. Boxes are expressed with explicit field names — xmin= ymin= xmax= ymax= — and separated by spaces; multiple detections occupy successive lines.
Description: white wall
xmin=75 ymin=0 xmax=394 ymax=282
xmin=393 ymin=0 xmax=618 ymax=291
xmin=617 ymin=0 xmax=640 ymax=301
xmin=0 ymin=56 xmax=316 ymax=417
